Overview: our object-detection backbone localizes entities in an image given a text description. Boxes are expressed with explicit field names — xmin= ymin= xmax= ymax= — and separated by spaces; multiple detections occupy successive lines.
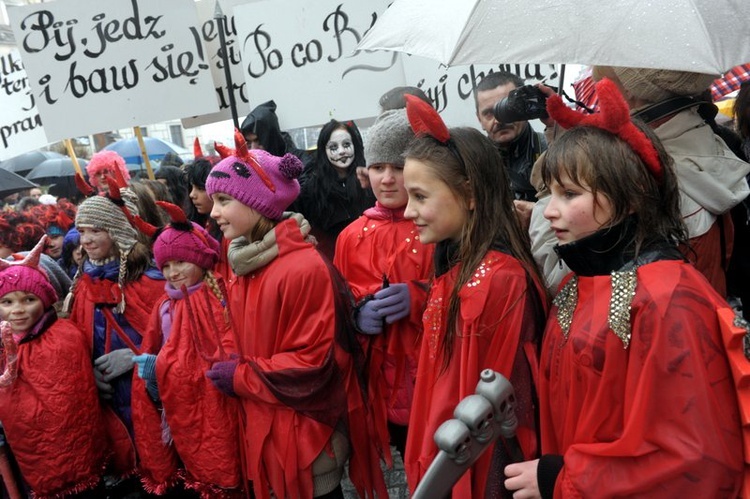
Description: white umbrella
xmin=358 ymin=0 xmax=750 ymax=75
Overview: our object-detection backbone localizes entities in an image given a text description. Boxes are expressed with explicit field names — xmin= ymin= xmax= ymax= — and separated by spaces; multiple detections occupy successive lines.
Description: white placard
xmin=8 ymin=0 xmax=219 ymax=142
xmin=0 ymin=49 xmax=49 ymax=161
xmin=233 ymin=0 xmax=406 ymax=130
xmin=403 ymin=58 xmax=564 ymax=128
xmin=181 ymin=0 xmax=253 ymax=129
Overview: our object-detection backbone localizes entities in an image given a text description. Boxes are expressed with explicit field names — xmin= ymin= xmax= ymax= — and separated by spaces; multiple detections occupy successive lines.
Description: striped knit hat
xmin=73 ymin=188 xmax=140 ymax=312
xmin=75 ymin=191 xmax=139 ymax=257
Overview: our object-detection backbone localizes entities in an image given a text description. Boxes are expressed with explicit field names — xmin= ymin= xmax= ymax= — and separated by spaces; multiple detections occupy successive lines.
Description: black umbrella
xmin=25 ymin=158 xmax=89 ymax=185
xmin=0 ymin=151 xmax=66 ymax=176
xmin=0 ymin=169 xmax=37 ymax=199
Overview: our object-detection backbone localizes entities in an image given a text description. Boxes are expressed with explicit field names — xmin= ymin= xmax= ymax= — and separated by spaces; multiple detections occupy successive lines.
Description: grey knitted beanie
xmin=364 ymin=109 xmax=415 ymax=166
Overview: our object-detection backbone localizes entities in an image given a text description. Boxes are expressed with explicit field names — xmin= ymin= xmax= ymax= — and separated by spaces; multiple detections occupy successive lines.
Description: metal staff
xmin=412 ymin=369 xmax=523 ymax=499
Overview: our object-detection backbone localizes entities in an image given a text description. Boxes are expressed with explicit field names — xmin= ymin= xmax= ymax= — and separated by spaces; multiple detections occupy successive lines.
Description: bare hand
xmin=513 ymin=200 xmax=535 ymax=231
xmin=536 ymin=83 xmax=557 ymax=128
xmin=356 ymin=166 xmax=371 ymax=189
xmin=505 ymin=459 xmax=541 ymax=499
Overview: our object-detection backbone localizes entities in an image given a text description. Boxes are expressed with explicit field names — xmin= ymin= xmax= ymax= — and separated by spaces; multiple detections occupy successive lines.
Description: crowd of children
xmin=0 ymin=74 xmax=748 ymax=499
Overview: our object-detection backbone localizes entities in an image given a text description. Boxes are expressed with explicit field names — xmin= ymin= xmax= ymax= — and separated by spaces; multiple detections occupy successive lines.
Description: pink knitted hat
xmin=0 ymin=236 xmax=57 ymax=309
xmin=86 ymin=150 xmax=131 ymax=188
xmin=153 ymin=221 xmax=220 ymax=271
xmin=205 ymin=130 xmax=303 ymax=221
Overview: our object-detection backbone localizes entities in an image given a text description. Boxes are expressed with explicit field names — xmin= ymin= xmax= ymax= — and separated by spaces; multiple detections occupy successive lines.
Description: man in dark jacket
xmin=474 ymin=71 xmax=546 ymax=203
xmin=240 ymin=100 xmax=314 ymax=169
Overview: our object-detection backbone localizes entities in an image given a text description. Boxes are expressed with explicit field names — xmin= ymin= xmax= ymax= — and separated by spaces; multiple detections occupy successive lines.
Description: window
xmin=170 ymin=125 xmax=184 ymax=148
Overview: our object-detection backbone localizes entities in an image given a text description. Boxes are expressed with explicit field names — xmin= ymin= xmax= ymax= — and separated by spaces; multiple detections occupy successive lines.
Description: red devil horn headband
xmin=0 ymin=235 xmax=47 ymax=272
xmin=404 ymin=94 xmax=450 ymax=143
xmin=214 ymin=130 xmax=277 ymax=192
xmin=74 ymin=173 xmax=96 ymax=197
xmin=155 ymin=201 xmax=211 ymax=247
xmin=130 ymin=214 xmax=159 ymax=239
xmin=194 ymin=137 xmax=204 ymax=159
xmin=546 ymin=78 xmax=663 ymax=182
xmin=232 ymin=129 xmax=276 ymax=192
xmin=156 ymin=201 xmax=189 ymax=225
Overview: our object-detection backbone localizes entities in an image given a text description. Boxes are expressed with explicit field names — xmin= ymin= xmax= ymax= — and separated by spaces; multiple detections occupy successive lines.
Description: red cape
xmin=69 ymin=273 xmax=166 ymax=349
xmin=334 ymin=213 xmax=434 ymax=464
xmin=541 ymin=260 xmax=743 ymax=497
xmin=68 ymin=272 xmax=167 ymax=474
xmin=132 ymin=284 xmax=242 ymax=497
xmin=405 ymin=250 xmax=546 ymax=497
xmin=228 ymin=219 xmax=386 ymax=499
xmin=0 ymin=319 xmax=125 ymax=497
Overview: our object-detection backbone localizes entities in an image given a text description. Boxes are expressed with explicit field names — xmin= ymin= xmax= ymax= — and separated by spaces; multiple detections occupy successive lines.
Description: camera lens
xmin=492 ymin=85 xmax=549 ymax=123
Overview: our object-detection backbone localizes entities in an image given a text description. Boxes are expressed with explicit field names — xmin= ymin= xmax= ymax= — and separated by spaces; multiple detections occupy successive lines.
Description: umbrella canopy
xmin=25 ymin=158 xmax=90 ymax=185
xmin=0 ymin=169 xmax=37 ymax=199
xmin=358 ymin=0 xmax=750 ymax=74
xmin=0 ymin=151 xmax=66 ymax=176
xmin=103 ymin=137 xmax=190 ymax=165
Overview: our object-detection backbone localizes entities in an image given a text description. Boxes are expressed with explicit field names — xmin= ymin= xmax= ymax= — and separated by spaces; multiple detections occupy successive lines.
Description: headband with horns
xmin=214 ymin=130 xmax=276 ymax=192
xmin=545 ymin=77 xmax=663 ymax=182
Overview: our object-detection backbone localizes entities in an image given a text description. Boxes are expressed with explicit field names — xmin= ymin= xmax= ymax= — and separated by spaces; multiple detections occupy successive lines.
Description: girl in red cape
xmin=64 ymin=176 xmax=166 ymax=490
xmin=401 ymin=95 xmax=548 ymax=498
xmin=334 ymin=108 xmax=433 ymax=465
xmin=504 ymin=78 xmax=745 ymax=498
xmin=204 ymin=132 xmax=387 ymax=499
xmin=130 ymin=203 xmax=243 ymax=498
xmin=0 ymin=236 xmax=130 ymax=497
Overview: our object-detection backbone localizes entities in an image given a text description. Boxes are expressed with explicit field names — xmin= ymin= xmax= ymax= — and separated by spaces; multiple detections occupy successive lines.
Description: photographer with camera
xmin=474 ymin=71 xmax=548 ymax=207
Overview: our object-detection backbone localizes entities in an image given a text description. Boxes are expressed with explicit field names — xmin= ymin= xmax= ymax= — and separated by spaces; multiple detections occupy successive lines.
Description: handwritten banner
xmin=0 ymin=49 xmax=49 ymax=161
xmin=233 ymin=0 xmax=405 ymax=130
xmin=8 ymin=0 xmax=218 ymax=142
xmin=181 ymin=0 xmax=253 ymax=129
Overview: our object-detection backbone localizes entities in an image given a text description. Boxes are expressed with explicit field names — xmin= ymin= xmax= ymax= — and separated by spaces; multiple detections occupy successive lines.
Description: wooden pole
xmin=63 ymin=139 xmax=84 ymax=177
xmin=133 ymin=127 xmax=156 ymax=180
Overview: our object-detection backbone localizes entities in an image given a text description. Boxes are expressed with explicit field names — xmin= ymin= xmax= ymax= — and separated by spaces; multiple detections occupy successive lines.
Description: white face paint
xmin=325 ymin=129 xmax=355 ymax=173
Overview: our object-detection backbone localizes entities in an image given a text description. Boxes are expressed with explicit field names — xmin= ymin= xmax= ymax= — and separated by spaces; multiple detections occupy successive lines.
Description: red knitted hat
xmin=0 ymin=237 xmax=57 ymax=309
xmin=153 ymin=221 xmax=220 ymax=271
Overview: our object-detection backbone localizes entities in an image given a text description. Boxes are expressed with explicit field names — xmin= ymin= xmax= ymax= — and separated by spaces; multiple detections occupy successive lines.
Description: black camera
xmin=493 ymin=85 xmax=549 ymax=124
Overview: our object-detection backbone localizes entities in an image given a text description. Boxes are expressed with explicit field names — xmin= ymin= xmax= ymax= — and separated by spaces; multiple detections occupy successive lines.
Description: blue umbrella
xmin=103 ymin=137 xmax=189 ymax=165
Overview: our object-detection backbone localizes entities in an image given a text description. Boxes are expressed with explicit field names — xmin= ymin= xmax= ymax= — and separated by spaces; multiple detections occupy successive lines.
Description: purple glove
xmin=206 ymin=360 xmax=238 ymax=397
xmin=357 ymin=298 xmax=384 ymax=335
xmin=374 ymin=283 xmax=411 ymax=324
